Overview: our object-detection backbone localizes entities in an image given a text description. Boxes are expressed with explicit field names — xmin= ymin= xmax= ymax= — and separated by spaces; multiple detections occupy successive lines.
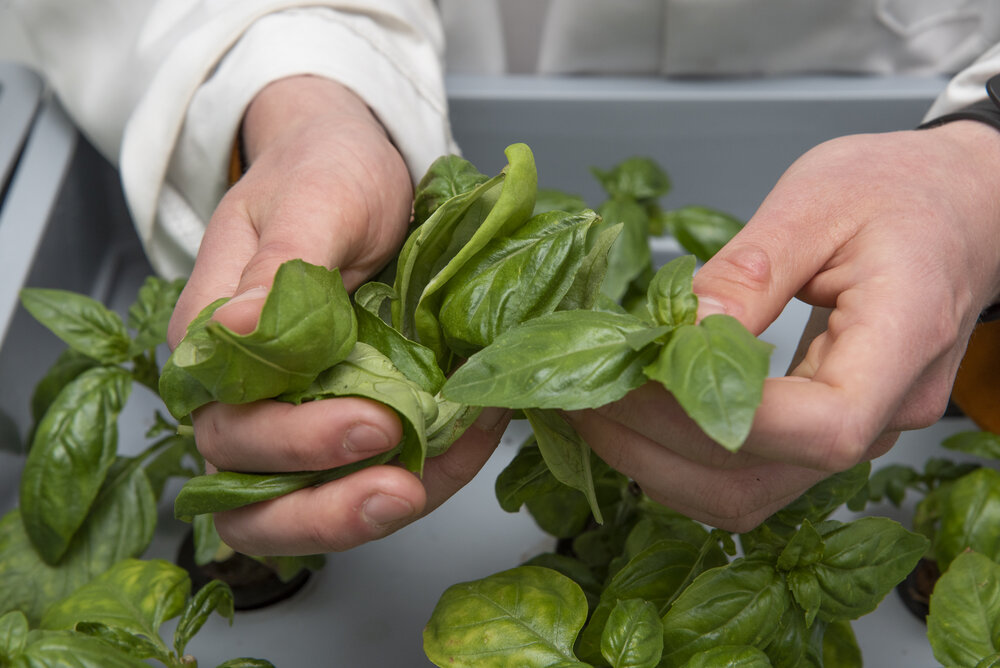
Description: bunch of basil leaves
xmin=164 ymin=143 xmax=771 ymax=527
xmin=2 ymin=278 xmax=275 ymax=667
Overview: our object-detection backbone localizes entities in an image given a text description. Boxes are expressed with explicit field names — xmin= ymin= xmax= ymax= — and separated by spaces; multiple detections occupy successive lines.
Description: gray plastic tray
xmin=0 ymin=69 xmax=977 ymax=666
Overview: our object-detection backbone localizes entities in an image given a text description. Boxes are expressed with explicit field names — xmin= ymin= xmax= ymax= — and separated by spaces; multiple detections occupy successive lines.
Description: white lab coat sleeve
xmin=923 ymin=42 xmax=1000 ymax=120
xmin=12 ymin=1 xmax=453 ymax=280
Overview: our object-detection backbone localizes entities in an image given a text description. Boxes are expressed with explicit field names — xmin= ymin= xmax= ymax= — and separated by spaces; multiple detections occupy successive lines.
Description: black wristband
xmin=919 ymin=73 xmax=1000 ymax=323
xmin=918 ymin=72 xmax=1000 ymax=132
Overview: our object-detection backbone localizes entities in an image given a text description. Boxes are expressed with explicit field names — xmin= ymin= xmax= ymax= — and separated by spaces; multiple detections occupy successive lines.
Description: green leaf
xmin=644 ymin=315 xmax=772 ymax=451
xmin=659 ymin=559 xmax=789 ymax=667
xmin=866 ymin=463 xmax=920 ymax=506
xmin=662 ymin=206 xmax=743 ymax=263
xmin=126 ymin=275 xmax=185 ymax=354
xmin=174 ymin=451 xmax=396 ymax=520
xmin=73 ymin=622 xmax=171 ymax=663
xmin=646 ymin=256 xmax=698 ymax=329
xmin=29 ymin=348 xmax=100 ymax=433
xmin=19 ymin=366 xmax=133 ymax=564
xmin=526 ymin=408 xmax=603 ymax=524
xmin=596 ymin=197 xmax=652 ymax=302
xmin=776 ymin=520 xmax=824 ymax=572
xmin=787 ymin=569 xmax=823 ymax=628
xmin=591 ymin=157 xmax=671 ymax=202
xmin=11 ymin=629 xmax=150 ymax=667
xmin=927 ymin=551 xmax=1000 ymax=668
xmin=495 ymin=442 xmax=566 ymax=513
xmin=822 ymin=620 xmax=862 ymax=668
xmin=423 ymin=565 xmax=588 ymax=668
xmin=19 ymin=288 xmax=131 ymax=364
xmin=0 ymin=464 xmax=156 ymax=625
xmin=601 ymin=599 xmax=663 ymax=668
xmin=577 ymin=539 xmax=714 ymax=664
xmin=521 ymin=553 xmax=604 ymax=611
xmin=442 ymin=310 xmax=657 ymax=410
xmin=282 ymin=342 xmax=436 ymax=474
xmin=425 ymin=397 xmax=481 ymax=458
xmin=558 ymin=222 xmax=623 ymax=312
xmin=193 ymin=513 xmax=224 ymax=566
xmin=413 ymin=154 xmax=489 ymax=224
xmin=160 ymin=260 xmax=357 ymax=416
xmin=439 ymin=210 xmax=600 ymax=357
xmin=534 ymin=188 xmax=588 ymax=215
xmin=355 ymin=302 xmax=445 ymax=394
xmin=934 ymin=467 xmax=1000 ymax=569
xmin=811 ymin=517 xmax=928 ymax=621
xmin=761 ymin=462 xmax=871 ymax=539
xmin=0 ymin=611 xmax=28 ymax=661
xmin=942 ymin=430 xmax=1000 ymax=460
xmin=41 ymin=559 xmax=190 ymax=643
xmin=412 ymin=143 xmax=538 ymax=363
xmin=173 ymin=580 xmax=234 ymax=656
xmin=681 ymin=645 xmax=773 ymax=668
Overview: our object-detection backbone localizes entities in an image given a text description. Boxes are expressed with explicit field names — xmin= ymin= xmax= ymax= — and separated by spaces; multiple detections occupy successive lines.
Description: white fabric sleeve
xmin=923 ymin=42 xmax=1000 ymax=120
xmin=11 ymin=0 xmax=452 ymax=280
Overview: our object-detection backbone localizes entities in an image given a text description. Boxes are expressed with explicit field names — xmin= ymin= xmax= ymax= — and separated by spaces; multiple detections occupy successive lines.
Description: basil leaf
xmin=0 ymin=464 xmax=156 ymax=625
xmin=442 ymin=310 xmax=657 ymax=410
xmin=41 ymin=559 xmax=190 ymax=641
xmin=74 ymin=622 xmax=171 ymax=663
xmin=577 ymin=540 xmax=709 ymax=664
xmin=526 ymin=408 xmax=603 ymax=524
xmin=495 ymin=442 xmax=566 ymax=513
xmin=522 ymin=553 xmax=604 ymax=611
xmin=440 ymin=210 xmax=599 ymax=357
xmin=822 ymin=619 xmax=863 ymax=668
xmin=413 ymin=154 xmax=489 ymax=225
xmin=811 ymin=517 xmax=928 ymax=621
xmin=597 ymin=197 xmax=652 ymax=302
xmin=173 ymin=580 xmax=234 ymax=656
xmin=534 ymin=188 xmax=588 ymax=215
xmin=29 ymin=348 xmax=100 ymax=432
xmin=423 ymin=565 xmax=588 ymax=668
xmin=13 ymin=629 xmax=150 ymax=667
xmin=161 ymin=260 xmax=356 ymax=415
xmin=425 ymin=398 xmax=481 ymax=458
xmin=19 ymin=288 xmax=131 ymax=364
xmin=412 ymin=143 xmax=538 ymax=363
xmin=355 ymin=302 xmax=445 ymax=394
xmin=662 ymin=206 xmax=743 ymax=263
xmin=927 ymin=551 xmax=1000 ymax=668
xmin=20 ymin=366 xmax=132 ymax=564
xmin=601 ymin=598 xmax=663 ymax=668
xmin=192 ymin=513 xmax=224 ymax=566
xmin=282 ymin=343 xmax=436 ymax=474
xmin=646 ymin=256 xmax=698 ymax=329
xmin=0 ymin=611 xmax=28 ymax=661
xmin=682 ymin=645 xmax=772 ymax=668
xmin=173 ymin=452 xmax=395 ymax=520
xmin=644 ymin=315 xmax=772 ymax=451
xmin=126 ymin=276 xmax=185 ymax=354
xmin=558 ymin=222 xmax=623 ymax=312
xmin=591 ymin=157 xmax=671 ymax=202
xmin=659 ymin=559 xmax=789 ymax=667
xmin=942 ymin=430 xmax=1000 ymax=460
xmin=776 ymin=520 xmax=824 ymax=572
xmin=933 ymin=467 xmax=1000 ymax=569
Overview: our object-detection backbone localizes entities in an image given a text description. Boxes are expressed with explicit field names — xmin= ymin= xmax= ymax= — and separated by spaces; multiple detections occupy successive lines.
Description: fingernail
xmin=344 ymin=423 xmax=392 ymax=454
xmin=226 ymin=285 xmax=270 ymax=305
xmin=697 ymin=295 xmax=727 ymax=320
xmin=473 ymin=407 xmax=512 ymax=433
xmin=362 ymin=493 xmax=415 ymax=528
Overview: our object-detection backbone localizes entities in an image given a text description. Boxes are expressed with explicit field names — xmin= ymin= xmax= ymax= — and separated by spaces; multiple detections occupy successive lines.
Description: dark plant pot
xmin=175 ymin=531 xmax=311 ymax=611
xmin=896 ymin=557 xmax=939 ymax=622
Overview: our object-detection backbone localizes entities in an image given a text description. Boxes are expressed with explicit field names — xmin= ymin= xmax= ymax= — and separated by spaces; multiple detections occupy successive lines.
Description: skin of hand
xmin=566 ymin=119 xmax=1000 ymax=532
xmin=167 ymin=75 xmax=511 ymax=556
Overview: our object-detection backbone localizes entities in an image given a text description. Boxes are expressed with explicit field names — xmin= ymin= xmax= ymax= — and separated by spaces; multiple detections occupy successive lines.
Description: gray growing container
xmin=0 ymin=66 xmax=976 ymax=667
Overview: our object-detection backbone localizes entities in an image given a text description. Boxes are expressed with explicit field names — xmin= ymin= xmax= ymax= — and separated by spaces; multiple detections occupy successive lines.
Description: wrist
xmin=240 ymin=75 xmax=388 ymax=165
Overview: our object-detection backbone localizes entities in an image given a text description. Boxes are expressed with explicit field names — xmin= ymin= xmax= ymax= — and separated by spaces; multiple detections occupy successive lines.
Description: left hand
xmin=567 ymin=120 xmax=1000 ymax=532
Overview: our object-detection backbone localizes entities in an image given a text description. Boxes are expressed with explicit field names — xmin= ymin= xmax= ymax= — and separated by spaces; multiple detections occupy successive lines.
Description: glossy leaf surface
xmin=20 ymin=288 xmax=130 ymax=364
xmin=423 ymin=566 xmax=588 ymax=668
xmin=927 ymin=551 xmax=1000 ymax=668
xmin=600 ymin=598 xmax=662 ymax=668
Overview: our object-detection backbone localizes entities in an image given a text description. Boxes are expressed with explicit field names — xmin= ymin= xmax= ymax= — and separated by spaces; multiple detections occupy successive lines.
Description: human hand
xmin=568 ymin=120 xmax=1000 ymax=531
xmin=168 ymin=75 xmax=511 ymax=555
